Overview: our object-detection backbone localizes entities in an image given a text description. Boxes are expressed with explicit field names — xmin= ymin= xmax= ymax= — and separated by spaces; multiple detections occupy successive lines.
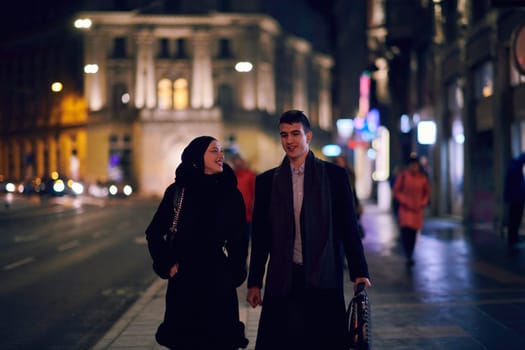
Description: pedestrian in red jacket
xmin=393 ymin=154 xmax=431 ymax=267
xmin=232 ymin=154 xmax=256 ymax=228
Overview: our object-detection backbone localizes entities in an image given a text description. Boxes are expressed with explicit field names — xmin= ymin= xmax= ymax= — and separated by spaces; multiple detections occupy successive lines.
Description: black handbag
xmin=346 ymin=282 xmax=371 ymax=349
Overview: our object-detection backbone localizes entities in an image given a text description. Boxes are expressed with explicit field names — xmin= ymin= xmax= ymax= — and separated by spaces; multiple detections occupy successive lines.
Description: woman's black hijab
xmin=174 ymin=136 xmax=236 ymax=189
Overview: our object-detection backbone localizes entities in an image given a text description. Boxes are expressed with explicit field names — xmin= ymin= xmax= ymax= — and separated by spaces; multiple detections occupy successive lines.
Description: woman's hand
xmin=169 ymin=263 xmax=179 ymax=278
xmin=247 ymin=287 xmax=262 ymax=308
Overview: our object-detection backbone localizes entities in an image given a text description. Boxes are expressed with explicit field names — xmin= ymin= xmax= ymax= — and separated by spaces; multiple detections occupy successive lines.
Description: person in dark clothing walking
xmin=246 ymin=110 xmax=371 ymax=350
xmin=503 ymin=153 xmax=525 ymax=253
xmin=146 ymin=136 xmax=249 ymax=350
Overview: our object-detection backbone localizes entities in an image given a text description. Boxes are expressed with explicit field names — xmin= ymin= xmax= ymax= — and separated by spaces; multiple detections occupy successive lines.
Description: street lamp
xmin=74 ymin=18 xmax=92 ymax=29
xmin=235 ymin=61 xmax=253 ymax=73
xmin=84 ymin=64 xmax=99 ymax=74
xmin=51 ymin=82 xmax=63 ymax=93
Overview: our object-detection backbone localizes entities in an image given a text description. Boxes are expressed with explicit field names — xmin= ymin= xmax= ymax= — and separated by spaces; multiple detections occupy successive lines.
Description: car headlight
xmin=53 ymin=180 xmax=65 ymax=193
xmin=123 ymin=185 xmax=133 ymax=196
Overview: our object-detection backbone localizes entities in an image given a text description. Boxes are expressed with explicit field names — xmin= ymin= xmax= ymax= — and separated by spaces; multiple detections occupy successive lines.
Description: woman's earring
xmin=192 ymin=162 xmax=198 ymax=168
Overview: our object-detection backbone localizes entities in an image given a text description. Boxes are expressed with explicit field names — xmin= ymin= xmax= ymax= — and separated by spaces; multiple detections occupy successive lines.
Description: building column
xmin=0 ymin=138 xmax=5 ymax=179
xmin=191 ymin=30 xmax=214 ymax=109
xmin=35 ymin=138 xmax=45 ymax=178
xmin=256 ymin=30 xmax=276 ymax=113
xmin=12 ymin=141 xmax=21 ymax=180
xmin=257 ymin=62 xmax=275 ymax=113
xmin=48 ymin=136 xmax=57 ymax=176
xmin=84 ymin=31 xmax=106 ymax=111
xmin=315 ymin=54 xmax=334 ymax=131
xmin=135 ymin=31 xmax=156 ymax=109
xmin=289 ymin=38 xmax=310 ymax=113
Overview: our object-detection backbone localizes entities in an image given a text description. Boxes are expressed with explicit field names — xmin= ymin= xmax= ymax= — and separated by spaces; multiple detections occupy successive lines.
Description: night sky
xmin=0 ymin=0 xmax=337 ymax=55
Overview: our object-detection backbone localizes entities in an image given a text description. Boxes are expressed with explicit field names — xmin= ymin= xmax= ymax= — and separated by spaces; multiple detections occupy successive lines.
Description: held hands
xmin=246 ymin=287 xmax=263 ymax=308
xmin=169 ymin=263 xmax=179 ymax=278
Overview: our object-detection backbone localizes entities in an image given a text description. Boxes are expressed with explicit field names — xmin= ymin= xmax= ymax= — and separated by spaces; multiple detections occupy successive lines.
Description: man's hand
xmin=247 ymin=287 xmax=262 ymax=308
xmin=169 ymin=263 xmax=179 ymax=278
xmin=353 ymin=277 xmax=371 ymax=290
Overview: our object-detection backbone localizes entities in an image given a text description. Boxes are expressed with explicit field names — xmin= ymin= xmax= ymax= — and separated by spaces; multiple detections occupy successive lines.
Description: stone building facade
xmin=77 ymin=10 xmax=333 ymax=196
xmin=0 ymin=3 xmax=334 ymax=197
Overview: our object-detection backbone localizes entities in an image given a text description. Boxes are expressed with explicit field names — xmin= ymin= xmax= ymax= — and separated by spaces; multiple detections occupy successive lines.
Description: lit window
xmin=158 ymin=79 xmax=173 ymax=110
xmin=173 ymin=78 xmax=188 ymax=109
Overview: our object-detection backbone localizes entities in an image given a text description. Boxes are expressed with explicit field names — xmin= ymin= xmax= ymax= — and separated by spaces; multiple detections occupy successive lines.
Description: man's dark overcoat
xmin=247 ymin=152 xmax=369 ymax=350
xmin=146 ymin=164 xmax=249 ymax=350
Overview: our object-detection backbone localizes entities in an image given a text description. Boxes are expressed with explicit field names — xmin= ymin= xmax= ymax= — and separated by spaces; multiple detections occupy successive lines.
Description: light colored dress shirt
xmin=291 ymin=163 xmax=305 ymax=265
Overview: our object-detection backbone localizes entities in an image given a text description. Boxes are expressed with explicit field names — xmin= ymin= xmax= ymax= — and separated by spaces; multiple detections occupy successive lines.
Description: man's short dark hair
xmin=279 ymin=110 xmax=311 ymax=132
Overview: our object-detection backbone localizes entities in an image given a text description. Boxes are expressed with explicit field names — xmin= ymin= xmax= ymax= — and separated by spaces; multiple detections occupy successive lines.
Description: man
xmin=247 ymin=110 xmax=371 ymax=350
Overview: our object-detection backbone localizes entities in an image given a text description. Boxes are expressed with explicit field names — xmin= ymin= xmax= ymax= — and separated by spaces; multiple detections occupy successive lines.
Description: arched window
xmin=158 ymin=79 xmax=173 ymax=110
xmin=173 ymin=78 xmax=188 ymax=110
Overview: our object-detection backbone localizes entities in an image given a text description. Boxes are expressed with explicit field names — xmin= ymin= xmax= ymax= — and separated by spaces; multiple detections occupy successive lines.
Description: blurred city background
xmin=1 ymin=0 xmax=525 ymax=349
xmin=2 ymin=0 xmax=525 ymax=225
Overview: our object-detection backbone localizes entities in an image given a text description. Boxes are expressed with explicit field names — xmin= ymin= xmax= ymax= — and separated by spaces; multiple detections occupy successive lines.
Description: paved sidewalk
xmin=92 ymin=203 xmax=525 ymax=350
xmin=92 ymin=274 xmax=261 ymax=350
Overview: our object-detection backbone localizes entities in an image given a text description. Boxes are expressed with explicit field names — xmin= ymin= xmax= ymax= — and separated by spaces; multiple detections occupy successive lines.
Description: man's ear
xmin=306 ymin=130 xmax=313 ymax=144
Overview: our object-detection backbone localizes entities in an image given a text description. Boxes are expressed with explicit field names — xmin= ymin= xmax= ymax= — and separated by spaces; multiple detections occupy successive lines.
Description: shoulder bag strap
xmin=169 ymin=186 xmax=185 ymax=239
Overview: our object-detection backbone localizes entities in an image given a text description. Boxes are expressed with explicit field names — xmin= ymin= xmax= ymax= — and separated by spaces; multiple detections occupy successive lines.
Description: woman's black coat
xmin=145 ymin=164 xmax=249 ymax=349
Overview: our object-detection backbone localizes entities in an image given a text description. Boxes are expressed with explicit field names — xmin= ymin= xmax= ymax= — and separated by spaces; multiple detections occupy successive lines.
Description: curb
xmin=92 ymin=278 xmax=166 ymax=350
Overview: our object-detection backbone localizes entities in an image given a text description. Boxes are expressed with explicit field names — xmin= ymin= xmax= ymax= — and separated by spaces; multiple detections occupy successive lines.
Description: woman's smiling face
xmin=203 ymin=140 xmax=224 ymax=174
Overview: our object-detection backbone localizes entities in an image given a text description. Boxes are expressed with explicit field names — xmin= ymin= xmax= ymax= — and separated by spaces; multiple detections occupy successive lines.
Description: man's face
xmin=279 ymin=122 xmax=312 ymax=163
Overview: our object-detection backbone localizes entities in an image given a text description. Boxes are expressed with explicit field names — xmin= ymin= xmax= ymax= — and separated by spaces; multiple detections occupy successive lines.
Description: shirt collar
xmin=290 ymin=163 xmax=305 ymax=176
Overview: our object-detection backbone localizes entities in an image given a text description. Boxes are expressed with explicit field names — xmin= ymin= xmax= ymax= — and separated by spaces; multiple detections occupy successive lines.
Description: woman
xmin=146 ymin=136 xmax=249 ymax=349
xmin=393 ymin=155 xmax=430 ymax=267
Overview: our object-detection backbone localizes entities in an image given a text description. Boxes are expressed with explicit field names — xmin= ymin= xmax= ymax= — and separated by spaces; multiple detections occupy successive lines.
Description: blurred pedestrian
xmin=231 ymin=153 xmax=256 ymax=235
xmin=389 ymin=164 xmax=403 ymax=224
xmin=145 ymin=136 xmax=249 ymax=350
xmin=393 ymin=155 xmax=431 ymax=267
xmin=503 ymin=152 xmax=525 ymax=253
xmin=246 ymin=110 xmax=371 ymax=350
xmin=334 ymin=155 xmax=364 ymax=238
